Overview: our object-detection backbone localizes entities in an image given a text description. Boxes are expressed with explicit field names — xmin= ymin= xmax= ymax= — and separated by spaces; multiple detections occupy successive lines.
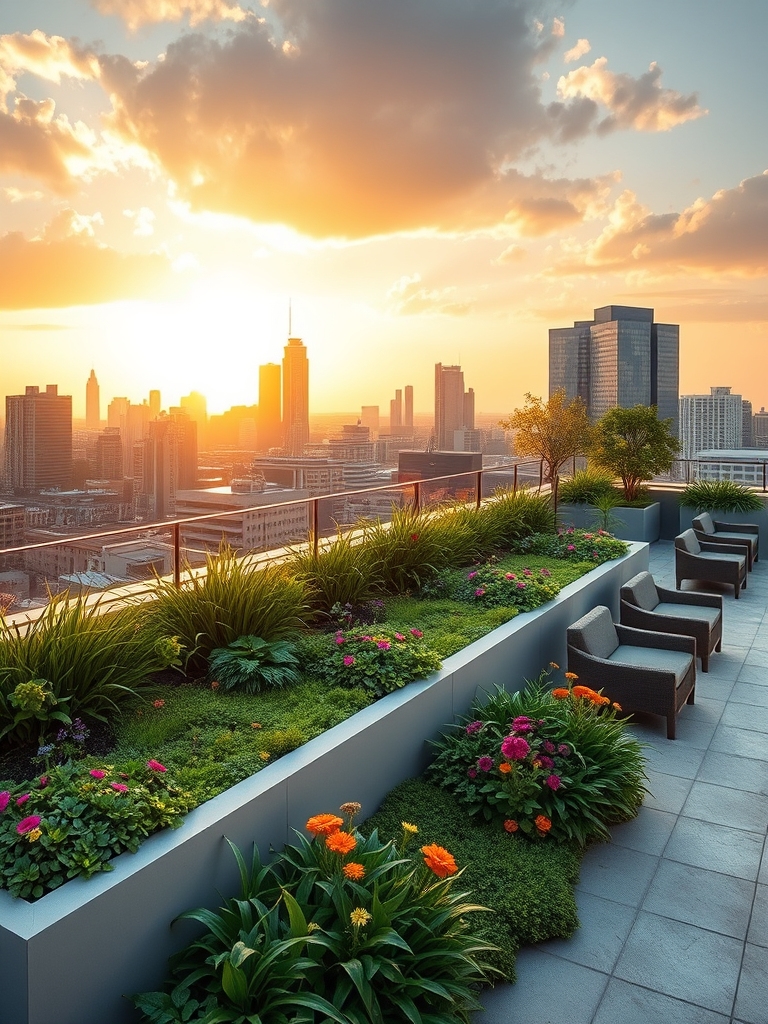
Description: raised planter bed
xmin=0 ymin=542 xmax=648 ymax=1024
xmin=558 ymin=502 xmax=661 ymax=543
xmin=679 ymin=498 xmax=768 ymax=547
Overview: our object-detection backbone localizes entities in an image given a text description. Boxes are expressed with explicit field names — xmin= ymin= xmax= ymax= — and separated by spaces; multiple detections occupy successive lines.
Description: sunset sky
xmin=1 ymin=0 xmax=766 ymax=418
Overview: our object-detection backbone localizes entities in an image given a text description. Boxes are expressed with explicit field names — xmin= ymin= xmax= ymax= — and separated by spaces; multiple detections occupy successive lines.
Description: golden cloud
xmin=0 ymin=30 xmax=101 ymax=86
xmin=386 ymin=273 xmax=473 ymax=317
xmin=90 ymin=0 xmax=249 ymax=30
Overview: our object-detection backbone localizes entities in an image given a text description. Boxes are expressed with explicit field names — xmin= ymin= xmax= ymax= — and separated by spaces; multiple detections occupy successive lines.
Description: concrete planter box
xmin=679 ymin=498 xmax=768 ymax=547
xmin=558 ymin=502 xmax=661 ymax=543
xmin=0 ymin=543 xmax=648 ymax=1024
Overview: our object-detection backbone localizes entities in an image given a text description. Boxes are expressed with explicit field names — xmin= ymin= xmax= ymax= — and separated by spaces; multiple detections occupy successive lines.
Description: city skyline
xmin=0 ymin=1 xmax=766 ymax=414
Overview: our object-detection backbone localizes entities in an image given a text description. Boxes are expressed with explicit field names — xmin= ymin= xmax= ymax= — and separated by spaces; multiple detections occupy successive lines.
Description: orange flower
xmin=421 ymin=843 xmax=458 ymax=878
xmin=535 ymin=815 xmax=552 ymax=833
xmin=612 ymin=702 xmax=622 ymax=711
xmin=326 ymin=831 xmax=357 ymax=855
xmin=596 ymin=695 xmax=611 ymax=706
xmin=498 ymin=762 xmax=512 ymax=774
xmin=503 ymin=819 xmax=519 ymax=833
xmin=306 ymin=813 xmax=343 ymax=836
xmin=549 ymin=662 xmax=560 ymax=670
xmin=564 ymin=672 xmax=578 ymax=681
xmin=343 ymin=862 xmax=365 ymax=880
xmin=551 ymin=688 xmax=570 ymax=699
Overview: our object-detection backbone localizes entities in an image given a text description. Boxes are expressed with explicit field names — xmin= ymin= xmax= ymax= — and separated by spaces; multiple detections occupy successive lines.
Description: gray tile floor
xmin=476 ymin=541 xmax=768 ymax=1024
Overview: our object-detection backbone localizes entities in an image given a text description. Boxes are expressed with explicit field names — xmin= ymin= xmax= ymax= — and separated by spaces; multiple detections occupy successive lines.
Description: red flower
xmin=147 ymin=759 xmax=167 ymax=772
xmin=16 ymin=815 xmax=42 ymax=835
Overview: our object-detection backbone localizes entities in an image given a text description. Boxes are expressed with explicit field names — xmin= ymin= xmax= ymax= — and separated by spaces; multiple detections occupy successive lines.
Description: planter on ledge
xmin=0 ymin=542 xmax=649 ymax=1024
xmin=558 ymin=502 xmax=661 ymax=543
xmin=679 ymin=498 xmax=768 ymax=546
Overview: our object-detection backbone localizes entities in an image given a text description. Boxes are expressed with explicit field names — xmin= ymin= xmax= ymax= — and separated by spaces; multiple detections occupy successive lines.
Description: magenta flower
xmin=465 ymin=720 xmax=483 ymax=735
xmin=16 ymin=815 xmax=42 ymax=835
xmin=147 ymin=759 xmax=167 ymax=773
xmin=467 ymin=571 xmax=477 ymax=579
xmin=90 ymin=769 xmax=106 ymax=780
xmin=39 ymin=776 xmax=49 ymax=789
xmin=335 ymin=634 xmax=345 ymax=645
xmin=361 ymin=635 xmax=373 ymax=641
xmin=593 ymin=551 xmax=599 ymax=558
xmin=0 ymin=791 xmax=10 ymax=813
xmin=111 ymin=783 xmax=129 ymax=793
xmin=517 ymin=582 xmax=526 ymax=589
xmin=475 ymin=588 xmax=486 ymax=597
xmin=583 ymin=533 xmax=593 ymax=539
xmin=467 ymin=768 xmax=477 ymax=779
xmin=343 ymin=655 xmax=356 ymax=667
xmin=567 ymin=544 xmax=576 ymax=552
xmin=501 ymin=735 xmax=530 ymax=761
xmin=16 ymin=794 xmax=30 ymax=806
xmin=394 ymin=632 xmax=406 ymax=641
xmin=523 ymin=569 xmax=533 ymax=577
xmin=545 ymin=774 xmax=561 ymax=791
xmin=558 ymin=744 xmax=571 ymax=757
xmin=477 ymin=756 xmax=494 ymax=772
xmin=537 ymin=755 xmax=555 ymax=770
xmin=543 ymin=740 xmax=556 ymax=754
xmin=511 ymin=716 xmax=532 ymax=732
xmin=377 ymin=640 xmax=391 ymax=650
xmin=505 ymin=572 xmax=516 ymax=580
xmin=410 ymin=629 xmax=423 ymax=638
xmin=540 ymin=568 xmax=551 ymax=577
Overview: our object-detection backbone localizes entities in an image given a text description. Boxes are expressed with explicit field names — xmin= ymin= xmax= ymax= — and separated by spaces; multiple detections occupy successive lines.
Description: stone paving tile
xmin=641 ymin=739 xmax=706 ymax=779
xmin=730 ymin=682 xmax=768 ymax=703
xmin=664 ymin=816 xmax=764 ymax=880
xmin=592 ymin=978 xmax=730 ymax=1024
xmin=609 ymin=806 xmax=676 ymax=857
xmin=722 ymin=701 xmax=768 ymax=732
xmin=576 ymin=842 xmax=659 ymax=907
xmin=613 ymin=912 xmax=743 ymax=1015
xmin=642 ymin=768 xmax=693 ymax=813
xmin=746 ymin=883 xmax=768 ymax=948
xmin=539 ymin=891 xmax=636 ymax=972
xmin=642 ymin=859 xmax=755 ymax=939
xmin=733 ymin=942 xmax=768 ymax=1024
xmin=711 ymin=723 xmax=768 ymax=762
xmin=737 ymin=662 xmax=768 ymax=685
xmin=696 ymin=749 xmax=768 ymax=797
xmin=681 ymin=779 xmax=768 ymax=832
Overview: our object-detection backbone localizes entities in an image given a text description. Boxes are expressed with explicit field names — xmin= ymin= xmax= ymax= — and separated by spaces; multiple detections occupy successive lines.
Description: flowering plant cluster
xmin=134 ymin=801 xmax=496 ymax=1024
xmin=428 ymin=667 xmax=647 ymax=845
xmin=0 ymin=758 xmax=193 ymax=899
xmin=452 ymin=561 xmax=561 ymax=612
xmin=518 ymin=528 xmax=628 ymax=564
xmin=309 ymin=625 xmax=442 ymax=696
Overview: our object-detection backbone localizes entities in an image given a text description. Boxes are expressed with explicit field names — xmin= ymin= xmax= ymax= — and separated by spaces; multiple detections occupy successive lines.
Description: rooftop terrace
xmin=478 ymin=539 xmax=768 ymax=1024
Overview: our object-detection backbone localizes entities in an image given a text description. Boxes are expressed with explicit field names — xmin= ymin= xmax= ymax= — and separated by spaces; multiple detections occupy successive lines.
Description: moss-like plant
xmin=679 ymin=479 xmax=764 ymax=513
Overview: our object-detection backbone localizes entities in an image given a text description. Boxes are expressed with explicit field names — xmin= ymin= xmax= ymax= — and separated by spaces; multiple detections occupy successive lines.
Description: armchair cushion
xmin=606 ymin=646 xmax=693 ymax=686
xmin=621 ymin=571 xmax=659 ymax=611
xmin=653 ymin=603 xmax=720 ymax=628
xmin=676 ymin=529 xmax=701 ymax=554
xmin=566 ymin=606 xmax=619 ymax=660
xmin=695 ymin=512 xmax=715 ymax=535
xmin=697 ymin=550 xmax=746 ymax=570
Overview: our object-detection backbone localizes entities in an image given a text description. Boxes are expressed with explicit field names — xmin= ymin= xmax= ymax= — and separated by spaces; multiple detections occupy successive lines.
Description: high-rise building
xmin=679 ymin=387 xmax=743 ymax=459
xmin=258 ymin=363 xmax=282 ymax=452
xmin=282 ymin=337 xmax=309 ymax=456
xmin=148 ymin=390 xmax=161 ymax=420
xmin=754 ymin=407 xmax=768 ymax=449
xmin=361 ymin=405 xmax=380 ymax=437
xmin=94 ymin=428 xmax=123 ymax=479
xmin=549 ymin=305 xmax=680 ymax=436
xmin=742 ymin=400 xmax=754 ymax=448
xmin=86 ymin=370 xmax=100 ymax=430
xmin=180 ymin=391 xmax=208 ymax=451
xmin=404 ymin=386 xmax=414 ymax=431
xmin=435 ymin=364 xmax=475 ymax=450
xmin=390 ymin=389 xmax=403 ymax=429
xmin=4 ymin=385 xmax=72 ymax=492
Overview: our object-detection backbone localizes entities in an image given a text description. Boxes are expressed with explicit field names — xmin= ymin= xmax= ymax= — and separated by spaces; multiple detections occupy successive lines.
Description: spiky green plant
xmin=288 ymin=530 xmax=383 ymax=614
xmin=558 ymin=468 xmax=617 ymax=505
xmin=680 ymin=479 xmax=764 ymax=513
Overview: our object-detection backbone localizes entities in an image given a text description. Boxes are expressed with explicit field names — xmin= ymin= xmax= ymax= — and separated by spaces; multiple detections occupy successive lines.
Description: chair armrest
xmin=699 ymin=540 xmax=747 ymax=556
xmin=615 ymin=623 xmax=696 ymax=656
xmin=654 ymin=585 xmax=722 ymax=610
xmin=712 ymin=521 xmax=759 ymax=535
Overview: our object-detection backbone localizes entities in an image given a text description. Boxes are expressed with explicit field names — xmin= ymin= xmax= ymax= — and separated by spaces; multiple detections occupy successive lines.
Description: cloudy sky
xmin=1 ymin=0 xmax=766 ymax=417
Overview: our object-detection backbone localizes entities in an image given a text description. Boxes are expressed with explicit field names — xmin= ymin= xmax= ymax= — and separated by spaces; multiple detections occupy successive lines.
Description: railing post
xmin=513 ymin=464 xmax=518 ymax=494
xmin=763 ymin=461 xmax=766 ymax=493
xmin=414 ymin=481 xmax=421 ymax=514
xmin=476 ymin=470 xmax=482 ymax=510
xmin=312 ymin=499 xmax=319 ymax=557
xmin=173 ymin=523 xmax=181 ymax=589
xmin=539 ymin=460 xmax=544 ymax=491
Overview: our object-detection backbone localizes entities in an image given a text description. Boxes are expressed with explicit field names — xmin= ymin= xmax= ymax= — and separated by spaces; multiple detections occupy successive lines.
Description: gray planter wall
xmin=0 ymin=543 xmax=648 ymax=1024
xmin=558 ymin=502 xmax=660 ymax=543
xmin=679 ymin=499 xmax=768 ymax=547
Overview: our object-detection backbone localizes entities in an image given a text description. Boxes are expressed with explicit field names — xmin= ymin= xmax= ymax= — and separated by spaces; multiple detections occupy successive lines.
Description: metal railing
xmin=671 ymin=457 xmax=768 ymax=491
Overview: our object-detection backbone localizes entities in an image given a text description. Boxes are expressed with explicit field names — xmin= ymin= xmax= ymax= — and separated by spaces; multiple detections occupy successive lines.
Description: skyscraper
xmin=434 ymin=364 xmax=475 ymax=450
xmin=180 ymin=391 xmax=208 ymax=450
xmin=549 ymin=305 xmax=680 ymax=436
xmin=258 ymin=363 xmax=282 ymax=452
xmin=282 ymin=337 xmax=309 ymax=456
xmin=404 ymin=385 xmax=414 ymax=431
xmin=679 ymin=387 xmax=743 ymax=459
xmin=148 ymin=390 xmax=161 ymax=420
xmin=86 ymin=369 xmax=100 ymax=430
xmin=4 ymin=384 xmax=73 ymax=492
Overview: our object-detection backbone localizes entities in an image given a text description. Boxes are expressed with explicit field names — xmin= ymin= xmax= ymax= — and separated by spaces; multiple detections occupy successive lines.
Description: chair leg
xmin=686 ymin=687 xmax=695 ymax=705
xmin=715 ymin=639 xmax=722 ymax=652
xmin=667 ymin=714 xmax=676 ymax=740
xmin=701 ymin=653 xmax=709 ymax=672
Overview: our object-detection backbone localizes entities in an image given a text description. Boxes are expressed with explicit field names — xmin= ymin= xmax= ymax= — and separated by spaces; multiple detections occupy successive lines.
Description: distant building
xmin=754 ymin=407 xmax=768 ymax=449
xmin=148 ymin=390 xmax=161 ymax=420
xmin=134 ymin=411 xmax=197 ymax=520
xmin=258 ymin=363 xmax=282 ymax=451
xmin=180 ymin=391 xmax=208 ymax=450
xmin=742 ymin=400 xmax=754 ymax=447
xmin=694 ymin=449 xmax=768 ymax=485
xmin=4 ymin=385 xmax=73 ymax=492
xmin=435 ymin=364 xmax=475 ymax=450
xmin=282 ymin=337 xmax=309 ymax=455
xmin=85 ymin=370 xmax=100 ymax=430
xmin=175 ymin=483 xmax=310 ymax=554
xmin=361 ymin=405 xmax=380 ymax=437
xmin=251 ymin=456 xmax=344 ymax=496
xmin=404 ymin=386 xmax=414 ymax=431
xmin=679 ymin=387 xmax=743 ymax=460
xmin=549 ymin=305 xmax=679 ymax=435
xmin=398 ymin=449 xmax=482 ymax=501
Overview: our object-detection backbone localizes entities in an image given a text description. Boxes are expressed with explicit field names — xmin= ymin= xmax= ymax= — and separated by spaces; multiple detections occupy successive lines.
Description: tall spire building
xmin=86 ymin=369 xmax=100 ymax=430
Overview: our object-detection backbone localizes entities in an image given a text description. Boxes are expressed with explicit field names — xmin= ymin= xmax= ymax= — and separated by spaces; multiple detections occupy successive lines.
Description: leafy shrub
xmin=588 ymin=404 xmax=680 ymax=502
xmin=0 ymin=758 xmax=193 ymax=899
xmin=328 ymin=598 xmax=386 ymax=630
xmin=1 ymin=679 xmax=72 ymax=746
xmin=558 ymin=468 xmax=617 ymax=505
xmin=0 ymin=596 xmax=178 ymax=745
xmin=449 ymin=561 xmax=561 ymax=612
xmin=679 ymin=479 xmax=764 ymax=513
xmin=428 ymin=672 xmax=647 ymax=845
xmin=517 ymin=527 xmax=628 ymax=563
xmin=149 ymin=545 xmax=309 ymax=674
xmin=306 ymin=626 xmax=442 ymax=696
xmin=288 ymin=530 xmax=384 ymax=614
xmin=134 ymin=806 xmax=497 ymax=1024
xmin=207 ymin=636 xmax=302 ymax=694
xmin=480 ymin=487 xmax=556 ymax=546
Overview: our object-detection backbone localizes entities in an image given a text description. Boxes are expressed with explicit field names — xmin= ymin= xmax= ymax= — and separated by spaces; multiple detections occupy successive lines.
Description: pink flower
xmin=558 ymin=744 xmax=571 ymax=757
xmin=543 ymin=740 xmax=556 ymax=754
xmin=90 ymin=769 xmax=106 ymax=780
xmin=567 ymin=544 xmax=576 ymax=552
xmin=377 ymin=640 xmax=391 ymax=650
xmin=467 ymin=768 xmax=477 ymax=779
xmin=410 ymin=629 xmax=423 ymax=638
xmin=111 ymin=783 xmax=129 ymax=793
xmin=465 ymin=720 xmax=483 ymax=735
xmin=474 ymin=588 xmax=486 ymax=597
xmin=153 ymin=699 xmax=165 ymax=709
xmin=517 ymin=582 xmax=526 ymax=589
xmin=523 ymin=569 xmax=533 ymax=577
xmin=16 ymin=815 xmax=42 ymax=835
xmin=545 ymin=774 xmax=561 ymax=791
xmin=394 ymin=633 xmax=406 ymax=641
xmin=147 ymin=759 xmax=167 ymax=773
xmin=39 ymin=776 xmax=49 ymax=789
xmin=505 ymin=573 xmax=516 ymax=580
xmin=540 ymin=568 xmax=551 ymax=577
xmin=361 ymin=635 xmax=373 ymax=642
xmin=343 ymin=655 xmax=356 ymax=667
xmin=511 ymin=716 xmax=532 ymax=732
xmin=16 ymin=794 xmax=30 ymax=806
xmin=477 ymin=756 xmax=494 ymax=772
xmin=593 ymin=551 xmax=599 ymax=558
xmin=583 ymin=533 xmax=593 ymax=539
xmin=335 ymin=634 xmax=345 ymax=645
xmin=537 ymin=755 xmax=555 ymax=770
xmin=501 ymin=735 xmax=530 ymax=761
xmin=0 ymin=791 xmax=10 ymax=813
xmin=467 ymin=571 xmax=477 ymax=579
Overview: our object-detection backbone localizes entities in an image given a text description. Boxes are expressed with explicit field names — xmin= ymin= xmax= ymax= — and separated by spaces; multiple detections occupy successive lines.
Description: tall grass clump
xmin=0 ymin=596 xmax=174 ymax=743
xmin=149 ymin=545 xmax=308 ymax=674
xmin=478 ymin=487 xmax=555 ymax=547
xmin=680 ymin=479 xmax=764 ymax=513
xmin=288 ymin=529 xmax=383 ymax=614
xmin=558 ymin=468 xmax=617 ymax=505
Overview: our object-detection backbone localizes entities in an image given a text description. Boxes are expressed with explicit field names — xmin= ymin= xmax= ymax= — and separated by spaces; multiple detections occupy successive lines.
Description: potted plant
xmin=678 ymin=479 xmax=767 ymax=544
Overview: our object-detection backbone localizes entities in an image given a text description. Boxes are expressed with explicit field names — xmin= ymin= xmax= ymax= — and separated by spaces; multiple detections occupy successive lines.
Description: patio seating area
xmin=476 ymin=539 xmax=768 ymax=1024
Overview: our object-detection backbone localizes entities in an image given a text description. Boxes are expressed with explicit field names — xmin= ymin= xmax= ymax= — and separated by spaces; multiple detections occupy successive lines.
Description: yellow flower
xmin=401 ymin=821 xmax=418 ymax=834
xmin=350 ymin=908 xmax=372 ymax=927
xmin=549 ymin=661 xmax=560 ymax=670
xmin=259 ymin=751 xmax=270 ymax=761
xmin=564 ymin=671 xmax=579 ymax=681
xmin=307 ymin=922 xmax=321 ymax=933
xmin=27 ymin=828 xmax=42 ymax=843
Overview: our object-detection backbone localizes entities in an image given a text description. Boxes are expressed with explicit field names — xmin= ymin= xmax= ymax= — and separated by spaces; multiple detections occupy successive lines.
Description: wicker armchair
xmin=692 ymin=512 xmax=759 ymax=571
xmin=675 ymin=529 xmax=747 ymax=598
xmin=620 ymin=571 xmax=722 ymax=672
xmin=567 ymin=605 xmax=696 ymax=740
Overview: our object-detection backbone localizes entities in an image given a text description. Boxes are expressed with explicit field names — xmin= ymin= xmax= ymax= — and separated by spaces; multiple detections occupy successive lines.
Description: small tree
xmin=499 ymin=389 xmax=592 ymax=509
xmin=589 ymin=405 xmax=680 ymax=503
